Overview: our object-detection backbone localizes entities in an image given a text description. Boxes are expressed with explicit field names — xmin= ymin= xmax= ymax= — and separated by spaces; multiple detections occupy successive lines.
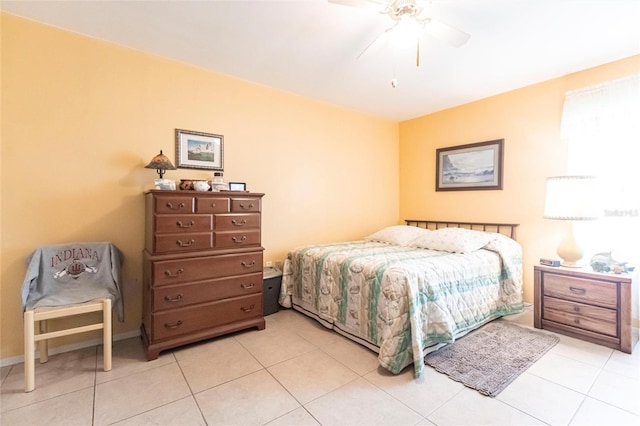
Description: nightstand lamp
xmin=543 ymin=175 xmax=600 ymax=267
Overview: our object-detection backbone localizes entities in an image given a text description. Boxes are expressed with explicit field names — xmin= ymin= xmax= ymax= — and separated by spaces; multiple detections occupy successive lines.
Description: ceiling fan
xmin=329 ymin=0 xmax=470 ymax=67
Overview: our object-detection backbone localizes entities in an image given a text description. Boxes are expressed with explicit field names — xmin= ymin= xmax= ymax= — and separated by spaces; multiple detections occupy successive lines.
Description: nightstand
xmin=534 ymin=265 xmax=638 ymax=353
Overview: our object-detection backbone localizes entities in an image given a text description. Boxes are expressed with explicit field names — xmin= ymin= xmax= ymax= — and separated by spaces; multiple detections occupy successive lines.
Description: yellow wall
xmin=0 ymin=14 xmax=399 ymax=361
xmin=400 ymin=55 xmax=640 ymax=303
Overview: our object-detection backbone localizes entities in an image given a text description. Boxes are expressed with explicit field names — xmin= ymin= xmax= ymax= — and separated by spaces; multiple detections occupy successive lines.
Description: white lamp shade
xmin=543 ymin=176 xmax=600 ymax=220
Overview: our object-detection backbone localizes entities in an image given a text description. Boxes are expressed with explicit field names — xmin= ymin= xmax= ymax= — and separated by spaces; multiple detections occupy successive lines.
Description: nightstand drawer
xmin=543 ymin=296 xmax=617 ymax=336
xmin=534 ymin=265 xmax=637 ymax=354
xmin=543 ymin=274 xmax=617 ymax=309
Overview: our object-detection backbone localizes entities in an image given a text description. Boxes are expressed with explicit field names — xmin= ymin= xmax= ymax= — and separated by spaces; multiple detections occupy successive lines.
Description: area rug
xmin=425 ymin=320 xmax=559 ymax=397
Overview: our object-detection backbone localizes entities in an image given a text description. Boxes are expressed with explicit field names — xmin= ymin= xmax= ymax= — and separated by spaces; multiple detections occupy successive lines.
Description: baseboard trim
xmin=0 ymin=329 xmax=141 ymax=368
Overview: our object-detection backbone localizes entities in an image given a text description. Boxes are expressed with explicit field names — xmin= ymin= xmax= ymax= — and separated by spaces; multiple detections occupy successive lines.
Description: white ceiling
xmin=2 ymin=0 xmax=639 ymax=121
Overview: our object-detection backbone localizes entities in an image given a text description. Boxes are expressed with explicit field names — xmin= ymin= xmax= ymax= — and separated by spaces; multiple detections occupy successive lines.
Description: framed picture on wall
xmin=175 ymin=129 xmax=224 ymax=171
xmin=436 ymin=139 xmax=504 ymax=191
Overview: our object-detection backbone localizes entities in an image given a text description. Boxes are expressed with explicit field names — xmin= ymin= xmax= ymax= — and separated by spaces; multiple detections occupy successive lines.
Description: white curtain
xmin=560 ymin=74 xmax=640 ymax=262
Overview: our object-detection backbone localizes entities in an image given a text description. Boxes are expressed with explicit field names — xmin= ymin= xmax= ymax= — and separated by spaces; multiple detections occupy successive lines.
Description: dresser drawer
xmin=152 ymin=293 xmax=263 ymax=340
xmin=155 ymin=215 xmax=212 ymax=234
xmin=153 ymin=272 xmax=263 ymax=311
xmin=543 ymin=296 xmax=617 ymax=336
xmin=214 ymin=213 xmax=260 ymax=231
xmin=195 ymin=196 xmax=231 ymax=214
xmin=231 ymin=198 xmax=261 ymax=212
xmin=543 ymin=274 xmax=617 ymax=309
xmin=214 ymin=230 xmax=261 ymax=249
xmin=151 ymin=251 xmax=263 ymax=286
xmin=154 ymin=233 xmax=213 ymax=254
xmin=154 ymin=195 xmax=195 ymax=214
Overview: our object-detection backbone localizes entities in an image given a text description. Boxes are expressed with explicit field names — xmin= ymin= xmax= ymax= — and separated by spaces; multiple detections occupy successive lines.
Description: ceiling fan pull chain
xmin=391 ymin=63 xmax=397 ymax=88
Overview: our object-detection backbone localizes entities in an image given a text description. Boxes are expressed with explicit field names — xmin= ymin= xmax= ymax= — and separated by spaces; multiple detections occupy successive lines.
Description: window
xmin=560 ymin=74 xmax=640 ymax=262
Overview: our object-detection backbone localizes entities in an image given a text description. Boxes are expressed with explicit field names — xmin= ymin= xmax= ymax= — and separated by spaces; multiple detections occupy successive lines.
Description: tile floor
xmin=1 ymin=307 xmax=639 ymax=425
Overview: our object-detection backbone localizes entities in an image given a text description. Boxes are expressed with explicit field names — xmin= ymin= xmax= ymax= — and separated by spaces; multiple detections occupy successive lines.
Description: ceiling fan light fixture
xmin=388 ymin=0 xmax=421 ymax=20
xmin=388 ymin=16 xmax=422 ymax=48
xmin=331 ymin=0 xmax=470 ymax=67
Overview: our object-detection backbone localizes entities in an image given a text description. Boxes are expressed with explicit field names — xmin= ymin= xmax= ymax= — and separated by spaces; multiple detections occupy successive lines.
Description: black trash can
xmin=263 ymin=267 xmax=283 ymax=316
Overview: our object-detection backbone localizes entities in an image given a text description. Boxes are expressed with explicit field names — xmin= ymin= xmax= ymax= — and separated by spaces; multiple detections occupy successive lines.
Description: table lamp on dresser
xmin=145 ymin=150 xmax=176 ymax=179
xmin=145 ymin=150 xmax=177 ymax=190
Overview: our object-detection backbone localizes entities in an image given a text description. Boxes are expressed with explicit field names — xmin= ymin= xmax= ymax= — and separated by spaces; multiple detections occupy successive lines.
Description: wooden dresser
xmin=534 ymin=265 xmax=638 ymax=353
xmin=142 ymin=190 xmax=265 ymax=360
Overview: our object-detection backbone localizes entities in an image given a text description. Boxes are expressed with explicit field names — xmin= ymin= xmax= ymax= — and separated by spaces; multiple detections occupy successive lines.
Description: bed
xmin=279 ymin=220 xmax=524 ymax=377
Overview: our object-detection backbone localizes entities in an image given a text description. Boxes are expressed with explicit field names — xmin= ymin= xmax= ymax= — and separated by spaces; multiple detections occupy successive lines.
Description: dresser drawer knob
xmin=231 ymin=219 xmax=247 ymax=226
xmin=239 ymin=203 xmax=255 ymax=210
xmin=164 ymin=268 xmax=184 ymax=278
xmin=573 ymin=318 xmax=581 ymax=325
xmin=164 ymin=293 xmax=184 ymax=303
xmin=569 ymin=286 xmax=586 ymax=295
xmin=241 ymin=260 xmax=256 ymax=268
xmin=176 ymin=239 xmax=195 ymax=247
xmin=241 ymin=283 xmax=255 ymax=289
xmin=164 ymin=320 xmax=183 ymax=329
xmin=176 ymin=220 xmax=195 ymax=228
xmin=166 ymin=202 xmax=186 ymax=211
xmin=232 ymin=236 xmax=247 ymax=244
xmin=573 ymin=306 xmax=580 ymax=312
xmin=241 ymin=304 xmax=255 ymax=313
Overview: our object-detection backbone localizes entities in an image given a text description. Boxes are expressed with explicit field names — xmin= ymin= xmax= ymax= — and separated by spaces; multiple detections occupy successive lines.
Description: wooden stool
xmin=23 ymin=298 xmax=112 ymax=392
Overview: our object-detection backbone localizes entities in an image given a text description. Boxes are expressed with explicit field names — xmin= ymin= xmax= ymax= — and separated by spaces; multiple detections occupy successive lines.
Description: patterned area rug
xmin=425 ymin=320 xmax=559 ymax=397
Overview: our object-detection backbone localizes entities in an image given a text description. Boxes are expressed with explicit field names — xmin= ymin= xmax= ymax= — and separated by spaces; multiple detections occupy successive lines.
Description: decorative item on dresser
xmin=534 ymin=265 xmax=639 ymax=353
xmin=142 ymin=190 xmax=265 ymax=360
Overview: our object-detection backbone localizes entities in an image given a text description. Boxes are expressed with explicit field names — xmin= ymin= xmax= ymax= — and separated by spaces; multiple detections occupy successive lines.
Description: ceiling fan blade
xmin=328 ymin=0 xmax=391 ymax=13
xmin=422 ymin=18 xmax=470 ymax=47
xmin=357 ymin=25 xmax=395 ymax=59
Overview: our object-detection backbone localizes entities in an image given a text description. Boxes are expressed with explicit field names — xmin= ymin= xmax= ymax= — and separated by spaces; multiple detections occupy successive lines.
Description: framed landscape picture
xmin=175 ymin=129 xmax=224 ymax=171
xmin=436 ymin=139 xmax=504 ymax=191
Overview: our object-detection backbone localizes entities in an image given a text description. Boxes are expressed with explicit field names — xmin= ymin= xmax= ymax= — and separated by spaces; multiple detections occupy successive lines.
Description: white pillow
xmin=364 ymin=225 xmax=431 ymax=246
xmin=409 ymin=227 xmax=494 ymax=253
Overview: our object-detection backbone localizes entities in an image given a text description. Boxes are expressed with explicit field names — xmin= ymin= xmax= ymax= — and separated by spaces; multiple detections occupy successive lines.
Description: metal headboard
xmin=404 ymin=220 xmax=519 ymax=240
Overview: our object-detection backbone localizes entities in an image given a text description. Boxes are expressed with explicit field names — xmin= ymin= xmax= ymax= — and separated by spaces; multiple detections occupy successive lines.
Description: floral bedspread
xmin=279 ymin=234 xmax=524 ymax=376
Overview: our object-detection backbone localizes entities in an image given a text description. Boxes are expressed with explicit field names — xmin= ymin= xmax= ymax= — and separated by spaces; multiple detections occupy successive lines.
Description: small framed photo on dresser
xmin=229 ymin=182 xmax=247 ymax=191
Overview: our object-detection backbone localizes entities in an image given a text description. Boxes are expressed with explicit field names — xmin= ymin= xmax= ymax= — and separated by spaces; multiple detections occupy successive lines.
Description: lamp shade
xmin=145 ymin=150 xmax=176 ymax=179
xmin=543 ymin=176 xmax=600 ymax=220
